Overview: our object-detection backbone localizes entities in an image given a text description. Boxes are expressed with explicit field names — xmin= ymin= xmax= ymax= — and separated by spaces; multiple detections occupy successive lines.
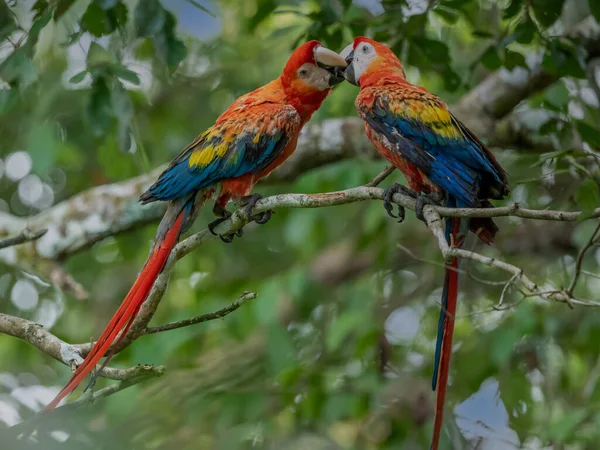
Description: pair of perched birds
xmin=45 ymin=38 xmax=509 ymax=449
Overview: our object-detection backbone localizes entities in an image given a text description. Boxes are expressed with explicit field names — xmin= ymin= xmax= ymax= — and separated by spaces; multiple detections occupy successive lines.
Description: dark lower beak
xmin=343 ymin=50 xmax=357 ymax=86
xmin=317 ymin=62 xmax=346 ymax=87
xmin=328 ymin=67 xmax=346 ymax=86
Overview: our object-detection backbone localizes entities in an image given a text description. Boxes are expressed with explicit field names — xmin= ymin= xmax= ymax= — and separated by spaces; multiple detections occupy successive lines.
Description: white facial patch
xmin=351 ymin=42 xmax=377 ymax=82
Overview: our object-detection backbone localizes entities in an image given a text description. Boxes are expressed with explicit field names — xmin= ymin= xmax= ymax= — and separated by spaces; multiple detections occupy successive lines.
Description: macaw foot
xmin=382 ymin=183 xmax=417 ymax=223
xmin=239 ymin=194 xmax=273 ymax=225
xmin=208 ymin=206 xmax=242 ymax=243
xmin=415 ymin=191 xmax=444 ymax=222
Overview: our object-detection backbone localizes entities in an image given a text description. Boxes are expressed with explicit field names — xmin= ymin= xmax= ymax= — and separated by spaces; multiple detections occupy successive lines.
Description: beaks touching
xmin=339 ymin=44 xmax=358 ymax=86
xmin=314 ymin=46 xmax=348 ymax=86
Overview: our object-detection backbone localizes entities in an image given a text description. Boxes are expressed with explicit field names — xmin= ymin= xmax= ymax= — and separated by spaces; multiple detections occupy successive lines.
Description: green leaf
xmin=54 ymin=0 xmax=76 ymax=20
xmin=481 ymin=46 xmax=502 ymax=70
xmin=531 ymin=0 xmax=564 ymax=28
xmin=27 ymin=10 xmax=52 ymax=47
xmin=574 ymin=178 xmax=600 ymax=218
xmin=135 ymin=0 xmax=166 ymax=37
xmin=504 ymin=49 xmax=527 ymax=70
xmin=542 ymin=41 xmax=586 ymax=78
xmin=81 ymin=2 xmax=108 ymax=36
xmin=414 ymin=37 xmax=450 ymax=62
xmin=591 ymin=0 xmax=600 ymax=23
xmin=0 ymin=47 xmax=37 ymax=87
xmin=62 ymin=29 xmax=84 ymax=46
xmin=86 ymin=41 xmax=114 ymax=68
xmin=153 ymin=12 xmax=188 ymax=73
xmin=432 ymin=6 xmax=459 ymax=24
xmin=0 ymin=88 xmax=19 ymax=115
xmin=576 ymin=121 xmax=600 ymax=147
xmin=69 ymin=70 xmax=88 ymax=83
xmin=81 ymin=1 xmax=127 ymax=37
xmin=0 ymin=1 xmax=19 ymax=41
xmin=503 ymin=0 xmax=523 ymax=19
xmin=248 ymin=0 xmax=276 ymax=30
xmin=32 ymin=0 xmax=50 ymax=19
xmin=88 ymin=77 xmax=115 ymax=137
xmin=544 ymin=81 xmax=569 ymax=110
xmin=538 ymin=118 xmax=558 ymax=134
xmin=111 ymin=82 xmax=134 ymax=152
xmin=111 ymin=64 xmax=140 ymax=85
xmin=514 ymin=20 xmax=535 ymax=44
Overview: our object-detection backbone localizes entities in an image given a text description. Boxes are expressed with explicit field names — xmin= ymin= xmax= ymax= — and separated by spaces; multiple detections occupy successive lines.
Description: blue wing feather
xmin=360 ymin=91 xmax=506 ymax=206
xmin=141 ymin=104 xmax=300 ymax=203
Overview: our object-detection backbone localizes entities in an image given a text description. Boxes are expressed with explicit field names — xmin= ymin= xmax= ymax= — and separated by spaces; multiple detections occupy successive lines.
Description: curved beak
xmin=339 ymin=44 xmax=357 ymax=86
xmin=314 ymin=46 xmax=348 ymax=86
xmin=314 ymin=46 xmax=348 ymax=68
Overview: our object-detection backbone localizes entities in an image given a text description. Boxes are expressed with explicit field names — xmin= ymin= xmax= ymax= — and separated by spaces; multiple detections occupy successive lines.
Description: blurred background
xmin=1 ymin=0 xmax=600 ymax=448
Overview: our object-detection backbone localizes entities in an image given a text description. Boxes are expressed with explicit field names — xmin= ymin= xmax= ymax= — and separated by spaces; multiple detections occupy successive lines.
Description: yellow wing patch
xmin=400 ymin=99 xmax=460 ymax=140
xmin=188 ymin=128 xmax=236 ymax=168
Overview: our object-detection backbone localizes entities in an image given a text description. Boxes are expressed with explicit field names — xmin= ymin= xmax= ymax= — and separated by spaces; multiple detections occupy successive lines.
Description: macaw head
xmin=281 ymin=40 xmax=348 ymax=94
xmin=339 ymin=37 xmax=406 ymax=88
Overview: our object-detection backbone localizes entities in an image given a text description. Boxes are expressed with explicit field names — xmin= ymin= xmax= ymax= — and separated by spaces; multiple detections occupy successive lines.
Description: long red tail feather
xmin=43 ymin=209 xmax=187 ymax=411
xmin=431 ymin=217 xmax=462 ymax=450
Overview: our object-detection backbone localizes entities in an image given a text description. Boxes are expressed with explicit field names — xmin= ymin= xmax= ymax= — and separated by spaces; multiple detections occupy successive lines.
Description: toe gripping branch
xmin=382 ymin=184 xmax=443 ymax=223
xmin=414 ymin=191 xmax=443 ymax=222
xmin=208 ymin=194 xmax=274 ymax=243
xmin=382 ymin=183 xmax=416 ymax=222
xmin=240 ymin=193 xmax=273 ymax=225
xmin=208 ymin=203 xmax=240 ymax=243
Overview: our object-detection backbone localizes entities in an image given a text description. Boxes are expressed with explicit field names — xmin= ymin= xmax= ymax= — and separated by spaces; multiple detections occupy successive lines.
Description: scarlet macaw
xmin=44 ymin=41 xmax=347 ymax=410
xmin=341 ymin=37 xmax=509 ymax=449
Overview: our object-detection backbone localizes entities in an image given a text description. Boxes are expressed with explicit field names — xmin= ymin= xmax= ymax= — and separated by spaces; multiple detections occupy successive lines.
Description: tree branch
xmin=0 ymin=313 xmax=162 ymax=381
xmin=422 ymin=207 xmax=600 ymax=309
xmin=0 ymin=229 xmax=47 ymax=250
xmin=4 ymin=186 xmax=599 ymax=361
xmin=144 ymin=291 xmax=257 ymax=335
xmin=108 ymin=186 xmax=600 ymax=355
xmin=2 ymin=182 xmax=600 ymax=419
xmin=567 ymin=221 xmax=600 ymax=295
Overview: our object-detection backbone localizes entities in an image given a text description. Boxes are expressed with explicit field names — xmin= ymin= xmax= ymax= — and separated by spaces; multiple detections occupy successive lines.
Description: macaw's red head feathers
xmin=281 ymin=40 xmax=347 ymax=118
xmin=340 ymin=37 xmax=406 ymax=87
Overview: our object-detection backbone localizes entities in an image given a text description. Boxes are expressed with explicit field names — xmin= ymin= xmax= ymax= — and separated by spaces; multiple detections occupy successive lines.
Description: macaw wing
xmin=142 ymin=102 xmax=301 ymax=203
xmin=359 ymin=90 xmax=506 ymax=206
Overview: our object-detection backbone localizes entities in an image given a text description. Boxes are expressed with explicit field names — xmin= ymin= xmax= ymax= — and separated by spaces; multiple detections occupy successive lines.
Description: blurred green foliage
xmin=1 ymin=0 xmax=600 ymax=449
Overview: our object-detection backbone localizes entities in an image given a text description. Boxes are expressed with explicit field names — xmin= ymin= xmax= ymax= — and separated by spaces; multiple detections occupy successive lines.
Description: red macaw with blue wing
xmin=44 ymin=41 xmax=347 ymax=411
xmin=341 ymin=37 xmax=509 ymax=449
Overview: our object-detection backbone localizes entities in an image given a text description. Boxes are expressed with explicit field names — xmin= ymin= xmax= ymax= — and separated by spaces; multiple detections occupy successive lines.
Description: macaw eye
xmin=362 ymin=44 xmax=370 ymax=54
xmin=299 ymin=68 xmax=308 ymax=77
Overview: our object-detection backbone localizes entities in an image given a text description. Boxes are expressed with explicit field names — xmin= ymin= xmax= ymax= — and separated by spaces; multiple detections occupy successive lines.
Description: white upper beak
xmin=314 ymin=46 xmax=348 ymax=68
xmin=339 ymin=43 xmax=354 ymax=62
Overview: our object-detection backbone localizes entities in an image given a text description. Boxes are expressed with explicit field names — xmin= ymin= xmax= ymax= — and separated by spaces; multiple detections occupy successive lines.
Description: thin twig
xmin=365 ymin=165 xmax=396 ymax=187
xmin=567 ymin=221 xmax=600 ymax=295
xmin=0 ymin=229 xmax=47 ymax=250
xmin=422 ymin=206 xmax=600 ymax=309
xmin=3 ymin=369 xmax=164 ymax=439
xmin=144 ymin=291 xmax=257 ymax=335
xmin=493 ymin=272 xmax=520 ymax=310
